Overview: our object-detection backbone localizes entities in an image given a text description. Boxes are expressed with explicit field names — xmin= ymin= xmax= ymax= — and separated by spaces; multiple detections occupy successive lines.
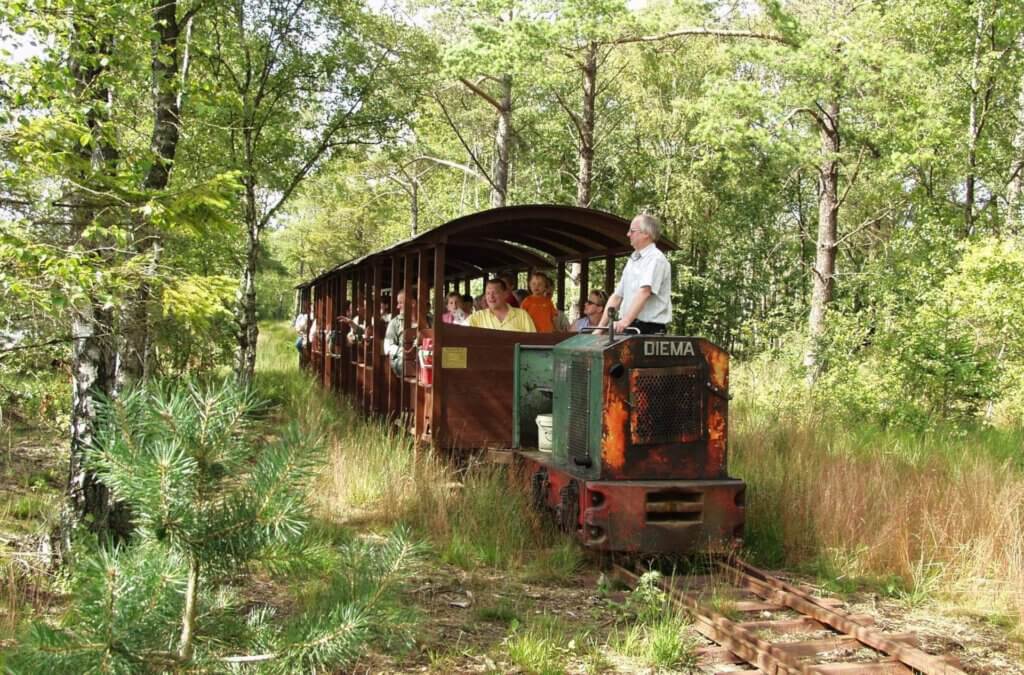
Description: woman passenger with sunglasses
xmin=574 ymin=290 xmax=608 ymax=332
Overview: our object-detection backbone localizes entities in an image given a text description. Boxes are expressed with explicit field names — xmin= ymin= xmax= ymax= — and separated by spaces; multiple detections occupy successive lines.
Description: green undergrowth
xmin=3 ymin=370 xmax=429 ymax=672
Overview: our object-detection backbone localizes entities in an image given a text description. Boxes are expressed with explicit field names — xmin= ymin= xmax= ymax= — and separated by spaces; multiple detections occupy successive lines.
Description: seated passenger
xmin=574 ymin=290 xmax=608 ymax=332
xmin=460 ymin=293 xmax=474 ymax=317
xmin=468 ymin=279 xmax=536 ymax=332
xmin=498 ymin=272 xmax=521 ymax=308
xmin=383 ymin=290 xmax=422 ymax=376
xmin=338 ymin=302 xmax=364 ymax=345
xmin=520 ymin=272 xmax=558 ymax=333
xmin=442 ymin=291 xmax=468 ymax=325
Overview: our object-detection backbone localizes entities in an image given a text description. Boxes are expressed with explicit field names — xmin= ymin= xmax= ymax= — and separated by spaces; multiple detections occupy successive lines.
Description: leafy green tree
xmin=1 ymin=0 xmax=243 ymax=546
xmin=190 ymin=0 xmax=429 ymax=385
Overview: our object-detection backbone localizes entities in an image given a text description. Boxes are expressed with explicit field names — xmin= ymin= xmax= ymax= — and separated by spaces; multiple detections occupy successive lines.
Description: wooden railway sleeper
xmin=613 ymin=565 xmax=805 ymax=675
xmin=613 ymin=562 xmax=964 ymax=675
xmin=717 ymin=559 xmax=966 ymax=675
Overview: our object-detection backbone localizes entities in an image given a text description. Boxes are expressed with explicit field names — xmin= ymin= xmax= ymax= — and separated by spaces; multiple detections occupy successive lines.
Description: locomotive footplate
xmin=517 ymin=451 xmax=745 ymax=555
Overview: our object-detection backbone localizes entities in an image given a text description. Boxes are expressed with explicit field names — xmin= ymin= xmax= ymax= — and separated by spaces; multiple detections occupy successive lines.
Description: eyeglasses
xmin=585 ymin=300 xmax=605 ymax=307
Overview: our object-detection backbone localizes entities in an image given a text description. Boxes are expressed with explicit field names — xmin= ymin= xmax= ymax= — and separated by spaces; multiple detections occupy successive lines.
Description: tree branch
xmin=836 ymin=146 xmax=867 ymax=209
xmin=835 ymin=208 xmax=893 ymax=247
xmin=412 ymin=155 xmax=484 ymax=180
xmin=553 ymin=91 xmax=585 ymax=144
xmin=459 ymin=77 xmax=504 ymax=111
xmin=613 ymin=27 xmax=791 ymax=47
xmin=781 ymin=106 xmax=823 ymax=129
xmin=432 ymin=93 xmax=499 ymax=192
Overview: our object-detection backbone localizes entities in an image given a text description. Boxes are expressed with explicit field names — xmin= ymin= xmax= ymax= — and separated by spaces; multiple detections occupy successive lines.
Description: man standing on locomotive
xmin=468 ymin=278 xmax=536 ymax=332
xmin=598 ymin=213 xmax=672 ymax=335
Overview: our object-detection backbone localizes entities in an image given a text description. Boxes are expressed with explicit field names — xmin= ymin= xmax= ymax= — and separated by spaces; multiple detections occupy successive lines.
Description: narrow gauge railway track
xmin=612 ymin=558 xmax=966 ymax=675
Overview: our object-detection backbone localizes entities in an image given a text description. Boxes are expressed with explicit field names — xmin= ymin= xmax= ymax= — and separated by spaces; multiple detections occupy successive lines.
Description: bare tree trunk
xmin=491 ymin=74 xmax=512 ymax=208
xmin=63 ymin=302 xmax=122 ymax=552
xmin=124 ymin=0 xmax=189 ymax=382
xmin=235 ymin=177 xmax=260 ymax=387
xmin=804 ymin=99 xmax=840 ymax=385
xmin=1008 ymin=33 xmax=1024 ymax=233
xmin=964 ymin=4 xmax=985 ymax=238
xmin=410 ymin=180 xmax=419 ymax=236
xmin=59 ymin=16 xmax=132 ymax=557
xmin=576 ymin=44 xmax=597 ymax=208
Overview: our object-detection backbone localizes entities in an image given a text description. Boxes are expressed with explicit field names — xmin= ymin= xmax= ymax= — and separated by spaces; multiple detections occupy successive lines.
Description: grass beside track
xmin=732 ymin=381 xmax=1024 ymax=637
xmin=255 ymin=321 xmax=581 ymax=577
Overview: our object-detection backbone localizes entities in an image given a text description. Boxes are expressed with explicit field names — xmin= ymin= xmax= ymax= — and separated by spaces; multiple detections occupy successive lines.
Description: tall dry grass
xmin=256 ymin=322 xmax=569 ymax=572
xmin=733 ymin=413 xmax=1024 ymax=633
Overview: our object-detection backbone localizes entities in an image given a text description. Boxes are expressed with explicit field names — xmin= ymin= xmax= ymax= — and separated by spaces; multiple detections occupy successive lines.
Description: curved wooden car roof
xmin=299 ymin=204 xmax=677 ymax=288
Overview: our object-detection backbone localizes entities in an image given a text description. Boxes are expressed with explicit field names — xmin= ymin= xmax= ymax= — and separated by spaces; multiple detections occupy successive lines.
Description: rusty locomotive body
xmin=298 ymin=205 xmax=745 ymax=555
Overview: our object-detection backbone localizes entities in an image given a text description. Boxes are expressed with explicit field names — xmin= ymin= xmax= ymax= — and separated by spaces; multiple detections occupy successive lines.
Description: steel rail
xmin=612 ymin=559 xmax=966 ymax=675
xmin=717 ymin=558 xmax=966 ymax=675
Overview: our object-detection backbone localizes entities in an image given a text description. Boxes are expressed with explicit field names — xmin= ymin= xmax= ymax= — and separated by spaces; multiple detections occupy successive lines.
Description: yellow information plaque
xmin=441 ymin=346 xmax=468 ymax=369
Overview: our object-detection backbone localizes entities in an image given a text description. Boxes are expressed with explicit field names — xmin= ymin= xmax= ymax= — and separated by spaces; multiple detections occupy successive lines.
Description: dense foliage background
xmin=5 ymin=0 xmax=1022 ymax=433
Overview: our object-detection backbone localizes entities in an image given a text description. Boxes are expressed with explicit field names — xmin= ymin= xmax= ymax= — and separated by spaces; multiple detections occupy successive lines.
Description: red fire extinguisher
xmin=418 ymin=337 xmax=433 ymax=386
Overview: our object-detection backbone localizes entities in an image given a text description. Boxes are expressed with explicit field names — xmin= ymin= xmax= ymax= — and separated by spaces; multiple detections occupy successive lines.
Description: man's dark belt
xmin=630 ymin=320 xmax=667 ymax=335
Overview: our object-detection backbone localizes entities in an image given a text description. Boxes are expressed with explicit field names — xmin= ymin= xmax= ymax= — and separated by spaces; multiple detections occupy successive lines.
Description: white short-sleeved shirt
xmin=613 ymin=243 xmax=672 ymax=324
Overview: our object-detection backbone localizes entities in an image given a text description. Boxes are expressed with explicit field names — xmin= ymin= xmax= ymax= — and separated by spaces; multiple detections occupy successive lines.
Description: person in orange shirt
xmin=520 ymin=272 xmax=558 ymax=333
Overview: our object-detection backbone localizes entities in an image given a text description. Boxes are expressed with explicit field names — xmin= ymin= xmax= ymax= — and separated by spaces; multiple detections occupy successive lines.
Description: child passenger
xmin=520 ymin=272 xmax=558 ymax=333
xmin=442 ymin=291 xmax=469 ymax=325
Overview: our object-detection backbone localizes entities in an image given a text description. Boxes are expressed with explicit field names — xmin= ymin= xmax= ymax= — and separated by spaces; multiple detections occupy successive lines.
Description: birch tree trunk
xmin=60 ymin=17 xmax=131 ymax=555
xmin=491 ymin=74 xmax=512 ymax=208
xmin=124 ymin=0 xmax=189 ymax=382
xmin=576 ymin=44 xmax=597 ymax=208
xmin=964 ymin=4 xmax=985 ymax=238
xmin=235 ymin=174 xmax=261 ymax=388
xmin=804 ymin=99 xmax=840 ymax=385
xmin=1008 ymin=33 xmax=1024 ymax=233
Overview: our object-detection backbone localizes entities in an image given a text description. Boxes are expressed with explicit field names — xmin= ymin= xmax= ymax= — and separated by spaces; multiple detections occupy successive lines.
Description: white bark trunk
xmin=1008 ymin=33 xmax=1024 ymax=232
xmin=491 ymin=75 xmax=512 ymax=208
xmin=804 ymin=99 xmax=840 ymax=385
xmin=577 ymin=45 xmax=597 ymax=208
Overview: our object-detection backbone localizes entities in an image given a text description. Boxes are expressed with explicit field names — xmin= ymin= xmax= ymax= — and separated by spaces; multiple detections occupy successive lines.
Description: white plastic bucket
xmin=536 ymin=414 xmax=553 ymax=452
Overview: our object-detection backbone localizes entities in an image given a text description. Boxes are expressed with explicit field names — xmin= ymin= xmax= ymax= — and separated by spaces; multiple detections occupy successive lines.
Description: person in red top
xmin=498 ymin=272 xmax=520 ymax=307
xmin=520 ymin=272 xmax=558 ymax=333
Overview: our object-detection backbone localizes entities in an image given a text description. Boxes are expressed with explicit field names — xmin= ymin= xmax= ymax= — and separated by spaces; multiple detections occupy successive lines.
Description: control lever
xmin=580 ymin=308 xmax=640 ymax=341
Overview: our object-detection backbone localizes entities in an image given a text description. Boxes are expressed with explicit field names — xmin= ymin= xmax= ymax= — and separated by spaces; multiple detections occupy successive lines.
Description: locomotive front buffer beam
xmin=518 ymin=452 xmax=746 ymax=555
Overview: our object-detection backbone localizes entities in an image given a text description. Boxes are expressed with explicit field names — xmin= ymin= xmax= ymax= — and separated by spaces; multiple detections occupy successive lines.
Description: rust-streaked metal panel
xmin=593 ymin=336 xmax=729 ymax=482
xmin=518 ymin=452 xmax=745 ymax=554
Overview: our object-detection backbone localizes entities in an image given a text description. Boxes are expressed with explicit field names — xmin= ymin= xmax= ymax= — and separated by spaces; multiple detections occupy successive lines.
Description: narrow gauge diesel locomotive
xmin=297 ymin=205 xmax=745 ymax=555
xmin=514 ymin=331 xmax=744 ymax=554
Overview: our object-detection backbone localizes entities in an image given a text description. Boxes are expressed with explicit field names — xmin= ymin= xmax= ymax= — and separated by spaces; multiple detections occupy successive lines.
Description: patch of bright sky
xmin=1 ymin=25 xmax=47 ymax=63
